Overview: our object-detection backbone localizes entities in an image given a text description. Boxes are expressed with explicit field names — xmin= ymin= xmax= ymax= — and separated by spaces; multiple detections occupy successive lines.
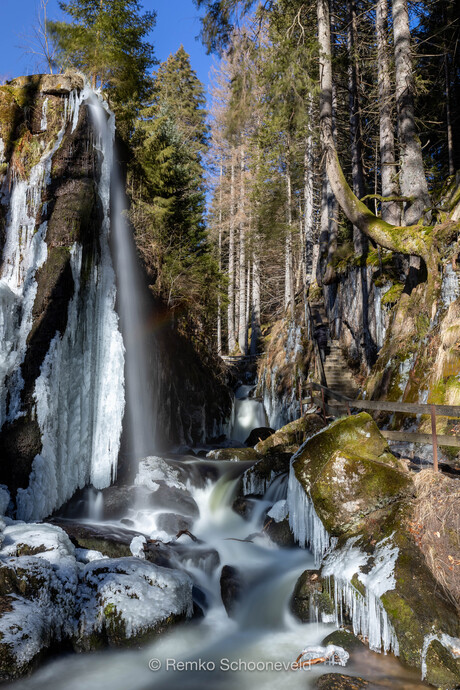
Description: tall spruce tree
xmin=48 ymin=0 xmax=155 ymax=134
xmin=131 ymin=47 xmax=219 ymax=345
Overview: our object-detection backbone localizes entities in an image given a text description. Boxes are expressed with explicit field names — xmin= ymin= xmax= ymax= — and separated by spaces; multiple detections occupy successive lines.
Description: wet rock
xmin=155 ymin=513 xmax=193 ymax=535
xmin=220 ymin=565 xmax=243 ymax=617
xmin=0 ymin=417 xmax=42 ymax=494
xmin=424 ymin=638 xmax=460 ymax=689
xmin=263 ymin=516 xmax=295 ymax=547
xmin=232 ymin=496 xmax=256 ymax=520
xmin=245 ymin=427 xmax=275 ymax=447
xmin=50 ymin=520 xmax=135 ymax=559
xmin=255 ymin=414 xmax=325 ymax=454
xmin=315 ymin=674 xmax=371 ymax=689
xmin=321 ymin=629 xmax=366 ymax=652
xmin=146 ymin=481 xmax=199 ymax=518
xmin=207 ymin=447 xmax=261 ymax=462
xmin=292 ymin=413 xmax=412 ymax=537
xmin=290 ymin=570 xmax=334 ymax=623
xmin=241 ymin=448 xmax=291 ymax=496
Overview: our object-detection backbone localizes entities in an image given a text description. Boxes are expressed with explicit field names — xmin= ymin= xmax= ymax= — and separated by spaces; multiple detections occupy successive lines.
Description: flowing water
xmin=230 ymin=386 xmax=268 ymax=443
xmin=88 ymin=95 xmax=156 ymax=462
xmin=8 ymin=455 xmax=428 ymax=690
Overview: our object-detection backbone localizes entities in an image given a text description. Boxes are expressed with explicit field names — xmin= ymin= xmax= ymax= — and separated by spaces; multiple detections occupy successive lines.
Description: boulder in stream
xmin=245 ymin=427 xmax=275 ymax=447
xmin=289 ymin=412 xmax=460 ymax=687
xmin=220 ymin=564 xmax=243 ymax=618
xmin=255 ymin=413 xmax=325 ymax=453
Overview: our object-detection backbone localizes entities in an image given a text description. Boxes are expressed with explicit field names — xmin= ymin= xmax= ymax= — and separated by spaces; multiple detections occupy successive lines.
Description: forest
xmin=0 ymin=0 xmax=459 ymax=688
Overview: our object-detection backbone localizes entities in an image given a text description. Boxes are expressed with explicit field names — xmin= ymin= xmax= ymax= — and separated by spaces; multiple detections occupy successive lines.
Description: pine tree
xmin=131 ymin=47 xmax=219 ymax=346
xmin=48 ymin=0 xmax=155 ymax=133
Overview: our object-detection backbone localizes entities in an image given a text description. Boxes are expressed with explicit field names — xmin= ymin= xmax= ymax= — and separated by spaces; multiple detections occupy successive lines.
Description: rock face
xmin=0 ymin=74 xmax=233 ymax=518
xmin=0 ymin=520 xmax=193 ymax=677
xmin=288 ymin=412 xmax=460 ymax=687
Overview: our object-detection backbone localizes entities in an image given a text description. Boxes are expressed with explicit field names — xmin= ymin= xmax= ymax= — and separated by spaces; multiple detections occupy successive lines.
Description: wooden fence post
xmin=430 ymin=405 xmax=438 ymax=472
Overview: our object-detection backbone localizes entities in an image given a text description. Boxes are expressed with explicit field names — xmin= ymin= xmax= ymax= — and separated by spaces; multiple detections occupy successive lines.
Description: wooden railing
xmin=302 ymin=382 xmax=460 ymax=472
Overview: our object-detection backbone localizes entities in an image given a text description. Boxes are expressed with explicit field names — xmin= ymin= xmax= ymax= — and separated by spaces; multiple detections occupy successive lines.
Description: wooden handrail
xmin=304 ymin=382 xmax=460 ymax=470
xmin=306 ymin=382 xmax=460 ymax=418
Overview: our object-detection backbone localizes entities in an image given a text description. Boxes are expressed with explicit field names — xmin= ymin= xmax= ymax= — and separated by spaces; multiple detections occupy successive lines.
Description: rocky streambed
xmin=0 ymin=413 xmax=458 ymax=688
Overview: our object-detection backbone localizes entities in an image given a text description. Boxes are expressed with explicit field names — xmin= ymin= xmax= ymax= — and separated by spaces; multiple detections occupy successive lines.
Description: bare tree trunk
xmin=392 ymin=0 xmax=430 ymax=225
xmin=217 ymin=161 xmax=223 ymax=355
xmin=347 ymin=0 xmax=368 ymax=256
xmin=317 ymin=0 xmax=431 ymax=258
xmin=376 ymin=0 xmax=401 ymax=225
xmin=245 ymin=262 xmax=250 ymax=354
xmin=445 ymin=54 xmax=454 ymax=177
xmin=227 ymin=159 xmax=236 ymax=353
xmin=238 ymin=147 xmax=247 ymax=353
xmin=304 ymin=96 xmax=315 ymax=284
xmin=250 ymin=254 xmax=261 ymax=355
xmin=285 ymin=158 xmax=295 ymax=318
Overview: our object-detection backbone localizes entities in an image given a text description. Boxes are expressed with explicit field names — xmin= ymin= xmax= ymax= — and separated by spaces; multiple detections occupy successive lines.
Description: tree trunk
xmin=317 ymin=0 xmax=431 ymax=258
xmin=285 ymin=158 xmax=295 ymax=318
xmin=445 ymin=54 xmax=454 ymax=177
xmin=250 ymin=254 xmax=261 ymax=355
xmin=238 ymin=147 xmax=247 ymax=353
xmin=347 ymin=0 xmax=368 ymax=256
xmin=304 ymin=96 xmax=315 ymax=284
xmin=392 ymin=0 xmax=430 ymax=225
xmin=376 ymin=0 xmax=401 ymax=225
xmin=227 ymin=159 xmax=236 ymax=353
xmin=217 ymin=161 xmax=223 ymax=355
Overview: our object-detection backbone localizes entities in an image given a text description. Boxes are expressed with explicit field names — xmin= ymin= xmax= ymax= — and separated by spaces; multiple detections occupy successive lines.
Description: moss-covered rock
xmin=321 ymin=628 xmax=366 ymax=652
xmin=424 ymin=639 xmax=460 ymax=689
xmin=315 ymin=674 xmax=371 ymax=689
xmin=255 ymin=414 xmax=325 ymax=454
xmin=290 ymin=570 xmax=335 ymax=622
xmin=206 ymin=447 xmax=261 ymax=462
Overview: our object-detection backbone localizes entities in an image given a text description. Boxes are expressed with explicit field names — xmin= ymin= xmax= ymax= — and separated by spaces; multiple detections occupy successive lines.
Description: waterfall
xmin=12 ymin=88 xmax=125 ymax=520
xmin=88 ymin=97 xmax=156 ymax=463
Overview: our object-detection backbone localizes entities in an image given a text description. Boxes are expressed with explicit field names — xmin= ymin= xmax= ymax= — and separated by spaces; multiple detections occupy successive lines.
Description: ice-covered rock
xmin=75 ymin=558 xmax=193 ymax=649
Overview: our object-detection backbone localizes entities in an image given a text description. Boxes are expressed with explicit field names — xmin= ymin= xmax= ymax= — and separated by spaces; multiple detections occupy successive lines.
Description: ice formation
xmin=322 ymin=536 xmax=399 ymax=654
xmin=77 ymin=558 xmax=193 ymax=639
xmin=135 ymin=456 xmax=186 ymax=492
xmin=296 ymin=644 xmax=349 ymax=667
xmin=12 ymin=88 xmax=125 ymax=520
xmin=267 ymin=499 xmax=288 ymax=523
xmin=40 ymin=97 xmax=49 ymax=131
xmin=130 ymin=535 xmax=147 ymax=559
xmin=286 ymin=459 xmax=335 ymax=566
xmin=421 ymin=633 xmax=460 ymax=680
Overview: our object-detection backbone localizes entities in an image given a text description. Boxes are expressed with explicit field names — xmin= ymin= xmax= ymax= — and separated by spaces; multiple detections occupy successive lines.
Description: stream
xmin=8 ymin=451 xmax=428 ymax=690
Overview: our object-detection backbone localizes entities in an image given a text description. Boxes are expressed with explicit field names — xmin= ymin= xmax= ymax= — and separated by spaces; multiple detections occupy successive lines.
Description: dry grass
xmin=412 ymin=469 xmax=460 ymax=612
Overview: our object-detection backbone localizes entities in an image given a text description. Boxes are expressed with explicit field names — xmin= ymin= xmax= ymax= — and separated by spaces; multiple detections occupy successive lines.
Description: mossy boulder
xmin=290 ymin=570 xmax=334 ymax=622
xmin=321 ymin=628 xmax=366 ymax=652
xmin=315 ymin=674 xmax=371 ymax=689
xmin=424 ymin=639 xmax=460 ymax=689
xmin=206 ymin=447 xmax=261 ymax=462
xmin=292 ymin=413 xmax=411 ymax=537
xmin=255 ymin=413 xmax=325 ymax=453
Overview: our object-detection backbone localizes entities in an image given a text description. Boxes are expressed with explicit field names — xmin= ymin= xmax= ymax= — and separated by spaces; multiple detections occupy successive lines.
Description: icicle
xmin=322 ymin=536 xmax=399 ymax=655
xmin=40 ymin=98 xmax=49 ymax=131
xmin=0 ymin=106 xmax=69 ymax=429
xmin=286 ymin=459 xmax=335 ymax=566
xmin=15 ymin=87 xmax=125 ymax=520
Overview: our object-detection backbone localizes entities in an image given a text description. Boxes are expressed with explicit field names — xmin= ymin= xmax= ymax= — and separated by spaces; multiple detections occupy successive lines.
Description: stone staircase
xmin=310 ymin=303 xmax=359 ymax=403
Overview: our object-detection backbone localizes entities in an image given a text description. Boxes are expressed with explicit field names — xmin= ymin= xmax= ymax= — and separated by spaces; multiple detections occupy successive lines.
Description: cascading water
xmin=88 ymin=96 xmax=156 ymax=463
xmin=230 ymin=385 xmax=268 ymax=443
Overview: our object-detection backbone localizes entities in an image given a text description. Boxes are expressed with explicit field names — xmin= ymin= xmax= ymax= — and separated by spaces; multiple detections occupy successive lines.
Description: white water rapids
xmin=7 ymin=455 xmax=427 ymax=690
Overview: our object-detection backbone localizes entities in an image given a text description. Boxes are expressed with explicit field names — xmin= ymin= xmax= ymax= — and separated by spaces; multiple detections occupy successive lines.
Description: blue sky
xmin=0 ymin=0 xmax=215 ymax=101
